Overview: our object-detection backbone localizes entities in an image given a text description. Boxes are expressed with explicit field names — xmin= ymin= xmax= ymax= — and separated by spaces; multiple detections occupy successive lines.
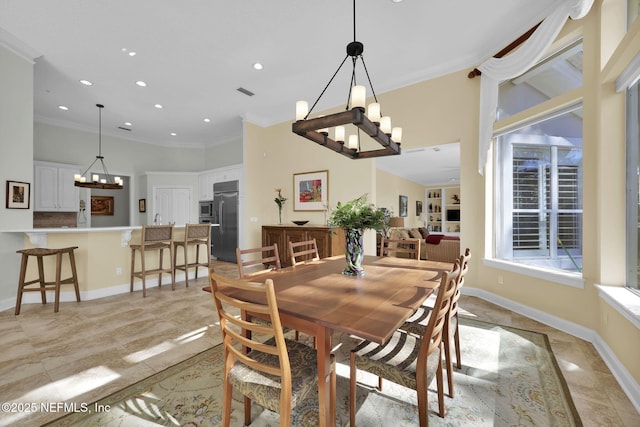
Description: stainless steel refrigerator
xmin=212 ymin=180 xmax=239 ymax=263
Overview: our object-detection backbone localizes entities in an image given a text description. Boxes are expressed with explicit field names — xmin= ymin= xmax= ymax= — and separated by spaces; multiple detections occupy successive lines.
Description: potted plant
xmin=328 ymin=194 xmax=385 ymax=276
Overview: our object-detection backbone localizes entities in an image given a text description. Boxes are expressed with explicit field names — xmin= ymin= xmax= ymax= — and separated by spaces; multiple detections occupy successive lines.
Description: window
xmin=626 ymin=80 xmax=640 ymax=289
xmin=495 ymin=106 xmax=583 ymax=273
xmin=497 ymin=39 xmax=582 ymax=120
xmin=630 ymin=0 xmax=640 ymax=27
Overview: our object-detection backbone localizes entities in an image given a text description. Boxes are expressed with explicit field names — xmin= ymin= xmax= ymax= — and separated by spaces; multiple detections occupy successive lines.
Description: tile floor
xmin=0 ymin=260 xmax=638 ymax=426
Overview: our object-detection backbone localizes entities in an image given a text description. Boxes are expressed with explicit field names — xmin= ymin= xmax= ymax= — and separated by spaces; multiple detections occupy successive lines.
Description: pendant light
xmin=73 ymin=104 xmax=123 ymax=189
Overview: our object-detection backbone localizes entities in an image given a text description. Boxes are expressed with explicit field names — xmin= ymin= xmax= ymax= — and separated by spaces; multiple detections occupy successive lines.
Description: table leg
xmin=316 ymin=326 xmax=334 ymax=427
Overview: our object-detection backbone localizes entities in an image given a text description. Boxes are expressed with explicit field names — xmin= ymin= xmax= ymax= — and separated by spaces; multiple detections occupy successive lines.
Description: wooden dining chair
xmin=288 ymin=238 xmax=321 ymax=343
xmin=381 ymin=238 xmax=421 ymax=260
xmin=400 ymin=248 xmax=471 ymax=397
xmin=349 ymin=260 xmax=461 ymax=426
xmin=209 ymin=271 xmax=335 ymax=427
xmin=289 ymin=238 xmax=320 ymax=266
xmin=236 ymin=244 xmax=281 ymax=278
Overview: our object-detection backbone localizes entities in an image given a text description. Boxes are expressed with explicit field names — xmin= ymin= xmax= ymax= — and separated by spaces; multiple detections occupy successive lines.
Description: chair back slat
xmin=449 ymin=248 xmax=471 ymax=322
xmin=209 ymin=272 xmax=290 ymax=391
xmin=236 ymin=244 xmax=282 ymax=278
xmin=289 ymin=239 xmax=320 ymax=266
xmin=418 ymin=260 xmax=461 ymax=362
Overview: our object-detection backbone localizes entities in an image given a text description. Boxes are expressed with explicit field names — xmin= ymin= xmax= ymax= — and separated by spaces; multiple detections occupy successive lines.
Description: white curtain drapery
xmin=477 ymin=0 xmax=594 ymax=174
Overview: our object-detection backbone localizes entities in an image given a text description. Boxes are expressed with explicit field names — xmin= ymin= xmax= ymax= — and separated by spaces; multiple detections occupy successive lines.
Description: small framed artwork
xmin=139 ymin=199 xmax=146 ymax=213
xmin=416 ymin=200 xmax=423 ymax=216
xmin=91 ymin=195 xmax=114 ymax=216
xmin=5 ymin=180 xmax=30 ymax=209
xmin=293 ymin=170 xmax=329 ymax=211
xmin=399 ymin=195 xmax=408 ymax=217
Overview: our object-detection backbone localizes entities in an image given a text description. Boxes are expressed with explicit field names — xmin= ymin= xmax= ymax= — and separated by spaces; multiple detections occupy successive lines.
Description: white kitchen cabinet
xmin=34 ymin=162 xmax=79 ymax=212
xmin=198 ymin=165 xmax=241 ymax=201
xmin=216 ymin=168 xmax=240 ymax=183
xmin=198 ymin=172 xmax=215 ymax=201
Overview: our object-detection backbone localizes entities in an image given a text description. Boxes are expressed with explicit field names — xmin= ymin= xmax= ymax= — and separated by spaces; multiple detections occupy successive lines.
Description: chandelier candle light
xmin=74 ymin=104 xmax=124 ymax=190
xmin=292 ymin=0 xmax=402 ymax=159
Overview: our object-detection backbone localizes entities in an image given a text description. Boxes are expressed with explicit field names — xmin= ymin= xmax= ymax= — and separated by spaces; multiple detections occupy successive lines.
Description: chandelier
xmin=74 ymin=104 xmax=123 ymax=189
xmin=292 ymin=0 xmax=402 ymax=159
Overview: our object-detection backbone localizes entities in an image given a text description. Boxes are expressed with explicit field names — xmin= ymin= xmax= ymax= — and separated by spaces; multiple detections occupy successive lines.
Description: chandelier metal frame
xmin=291 ymin=0 xmax=402 ymax=159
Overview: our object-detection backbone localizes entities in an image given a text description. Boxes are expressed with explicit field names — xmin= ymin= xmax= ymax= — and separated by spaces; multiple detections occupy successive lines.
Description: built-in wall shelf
xmin=426 ymin=186 xmax=460 ymax=235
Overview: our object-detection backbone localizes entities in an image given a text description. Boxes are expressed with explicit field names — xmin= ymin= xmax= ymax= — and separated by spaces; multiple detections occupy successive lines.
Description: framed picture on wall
xmin=91 ymin=195 xmax=114 ymax=216
xmin=293 ymin=170 xmax=329 ymax=211
xmin=5 ymin=180 xmax=30 ymax=209
xmin=399 ymin=195 xmax=408 ymax=217
xmin=139 ymin=199 xmax=146 ymax=212
xmin=416 ymin=200 xmax=423 ymax=216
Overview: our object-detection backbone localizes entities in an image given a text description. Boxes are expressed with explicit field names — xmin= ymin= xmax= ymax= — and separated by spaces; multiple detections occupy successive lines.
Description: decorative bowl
xmin=292 ymin=220 xmax=309 ymax=226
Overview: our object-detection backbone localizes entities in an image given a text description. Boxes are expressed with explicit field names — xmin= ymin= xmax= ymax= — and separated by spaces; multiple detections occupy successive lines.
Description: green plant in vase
xmin=274 ymin=188 xmax=287 ymax=224
xmin=328 ymin=194 xmax=385 ymax=276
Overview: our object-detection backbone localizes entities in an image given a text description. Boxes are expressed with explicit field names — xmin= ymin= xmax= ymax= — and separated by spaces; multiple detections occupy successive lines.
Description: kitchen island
xmin=1 ymin=225 xmax=213 ymax=310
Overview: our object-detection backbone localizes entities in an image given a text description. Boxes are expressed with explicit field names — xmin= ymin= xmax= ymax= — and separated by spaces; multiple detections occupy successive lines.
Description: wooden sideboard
xmin=262 ymin=225 xmax=345 ymax=267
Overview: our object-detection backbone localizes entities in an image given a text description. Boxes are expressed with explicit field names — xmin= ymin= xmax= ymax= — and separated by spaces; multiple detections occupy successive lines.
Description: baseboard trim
xmin=463 ymin=286 xmax=640 ymax=414
xmin=1 ymin=271 xmax=192 ymax=312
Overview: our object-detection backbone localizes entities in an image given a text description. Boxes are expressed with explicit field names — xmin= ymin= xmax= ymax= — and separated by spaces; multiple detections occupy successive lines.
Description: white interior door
xmin=154 ymin=187 xmax=192 ymax=225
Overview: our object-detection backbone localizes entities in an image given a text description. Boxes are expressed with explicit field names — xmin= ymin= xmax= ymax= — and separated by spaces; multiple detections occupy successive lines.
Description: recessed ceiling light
xmin=135 ymin=81 xmax=147 ymax=87
xmin=170 ymin=132 xmax=177 ymax=136
xmin=154 ymin=104 xmax=163 ymax=109
xmin=58 ymin=105 xmax=69 ymax=111
xmin=128 ymin=51 xmax=136 ymax=57
xmin=253 ymin=62 xmax=263 ymax=70
xmin=79 ymin=79 xmax=93 ymax=86
xmin=203 ymin=118 xmax=211 ymax=123
xmin=124 ymin=122 xmax=132 ymax=126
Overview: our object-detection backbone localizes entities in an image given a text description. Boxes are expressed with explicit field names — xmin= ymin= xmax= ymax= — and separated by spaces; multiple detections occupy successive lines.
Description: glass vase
xmin=343 ymin=228 xmax=365 ymax=276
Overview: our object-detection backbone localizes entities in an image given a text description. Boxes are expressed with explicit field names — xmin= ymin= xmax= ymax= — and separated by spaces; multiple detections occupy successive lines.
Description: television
xmin=446 ymin=209 xmax=460 ymax=222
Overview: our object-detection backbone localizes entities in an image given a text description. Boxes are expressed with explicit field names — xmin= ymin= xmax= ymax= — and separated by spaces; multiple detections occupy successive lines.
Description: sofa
xmin=388 ymin=227 xmax=460 ymax=263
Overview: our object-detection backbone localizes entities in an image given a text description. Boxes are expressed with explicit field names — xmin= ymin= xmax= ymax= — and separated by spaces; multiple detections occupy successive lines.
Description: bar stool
xmin=130 ymin=225 xmax=175 ymax=297
xmin=15 ymin=246 xmax=80 ymax=315
xmin=173 ymin=223 xmax=211 ymax=288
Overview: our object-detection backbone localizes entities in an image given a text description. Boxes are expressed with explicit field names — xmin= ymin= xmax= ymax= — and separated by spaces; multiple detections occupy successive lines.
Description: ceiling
xmin=0 ymin=0 xmax=561 ymax=185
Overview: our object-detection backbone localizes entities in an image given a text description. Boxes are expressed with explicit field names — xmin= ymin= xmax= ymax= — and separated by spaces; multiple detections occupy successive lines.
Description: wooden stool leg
xmin=130 ymin=248 xmax=136 ymax=293
xmin=141 ymin=249 xmax=147 ymax=297
xmin=158 ymin=248 xmax=164 ymax=289
xmin=173 ymin=245 xmax=179 ymax=286
xmin=15 ymin=254 xmax=28 ymax=315
xmin=194 ymin=244 xmax=200 ymax=280
xmin=54 ymin=252 xmax=62 ymax=313
xmin=36 ymin=255 xmax=47 ymax=305
xmin=184 ymin=244 xmax=189 ymax=287
xmin=68 ymin=249 xmax=81 ymax=302
xmin=170 ymin=245 xmax=175 ymax=290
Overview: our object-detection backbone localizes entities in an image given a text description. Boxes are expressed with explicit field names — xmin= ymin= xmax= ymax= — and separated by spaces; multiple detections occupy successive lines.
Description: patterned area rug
xmin=45 ymin=318 xmax=582 ymax=426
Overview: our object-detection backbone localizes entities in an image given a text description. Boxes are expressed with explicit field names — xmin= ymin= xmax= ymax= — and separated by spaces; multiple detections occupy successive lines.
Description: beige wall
xmin=242 ymin=2 xmax=640 ymax=388
xmin=0 ymin=43 xmax=34 ymax=301
xmin=376 ymin=169 xmax=426 ymax=228
xmin=243 ymin=120 xmax=378 ymax=254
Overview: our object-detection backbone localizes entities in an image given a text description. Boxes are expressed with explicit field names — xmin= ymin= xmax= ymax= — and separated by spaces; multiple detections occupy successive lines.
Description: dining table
xmin=212 ymin=254 xmax=454 ymax=427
